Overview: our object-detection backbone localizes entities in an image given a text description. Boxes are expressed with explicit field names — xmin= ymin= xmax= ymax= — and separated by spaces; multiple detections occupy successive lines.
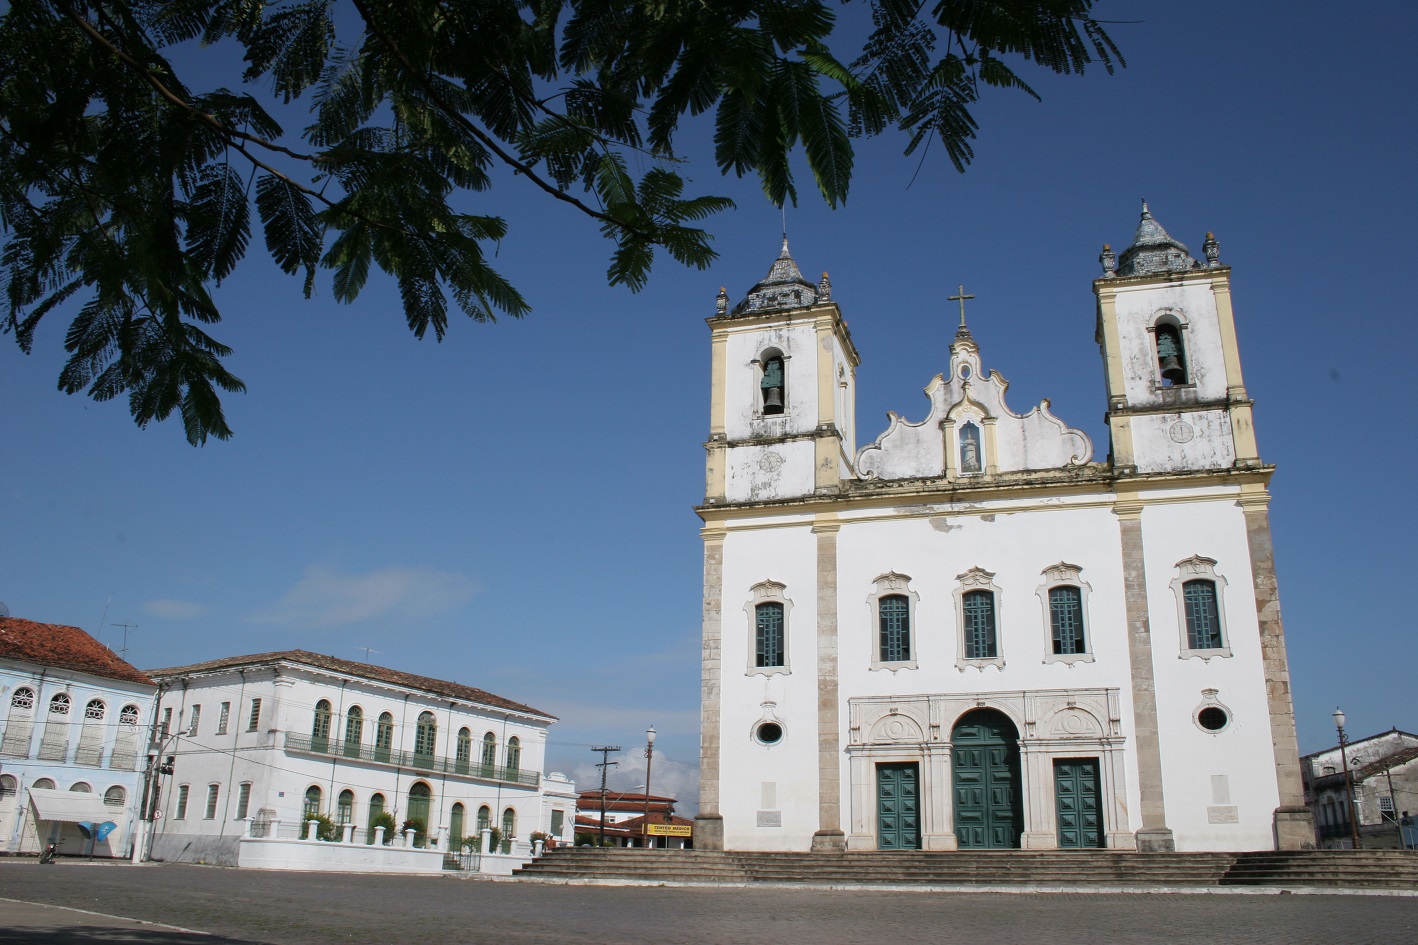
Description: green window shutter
xmin=963 ymin=590 xmax=997 ymax=659
xmin=1183 ymin=580 xmax=1222 ymax=648
xmin=879 ymin=595 xmax=910 ymax=662
xmin=1049 ymin=586 xmax=1085 ymax=655
xmin=755 ymin=602 xmax=785 ymax=667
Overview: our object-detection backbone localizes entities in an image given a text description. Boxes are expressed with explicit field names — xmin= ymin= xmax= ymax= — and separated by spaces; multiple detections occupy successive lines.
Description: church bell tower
xmin=703 ymin=240 xmax=860 ymax=505
xmin=1093 ymin=202 xmax=1260 ymax=475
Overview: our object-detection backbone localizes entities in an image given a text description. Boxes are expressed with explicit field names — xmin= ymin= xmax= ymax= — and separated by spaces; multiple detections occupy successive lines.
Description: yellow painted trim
xmin=815 ymin=315 xmax=837 ymax=428
xmin=1110 ymin=414 xmax=1136 ymax=468
xmin=1093 ymin=283 xmax=1127 ymax=404
xmin=1228 ymin=401 xmax=1260 ymax=464
xmin=981 ymin=416 xmax=1000 ymax=477
xmin=708 ymin=332 xmax=728 ymax=438
xmin=704 ymin=441 xmax=726 ymax=502
xmin=1209 ymin=275 xmax=1249 ymax=400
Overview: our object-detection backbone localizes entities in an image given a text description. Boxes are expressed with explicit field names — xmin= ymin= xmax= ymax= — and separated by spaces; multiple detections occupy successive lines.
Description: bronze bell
xmin=763 ymin=386 xmax=784 ymax=413
xmin=1159 ymin=356 xmax=1186 ymax=384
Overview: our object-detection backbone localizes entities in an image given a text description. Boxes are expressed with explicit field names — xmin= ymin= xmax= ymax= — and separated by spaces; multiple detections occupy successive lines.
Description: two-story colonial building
xmin=146 ymin=650 xmax=575 ymax=865
xmin=0 ymin=616 xmax=156 ymax=856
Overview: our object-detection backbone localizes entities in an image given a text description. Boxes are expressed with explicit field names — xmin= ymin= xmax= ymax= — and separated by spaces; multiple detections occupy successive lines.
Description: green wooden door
xmin=952 ymin=710 xmax=1022 ymax=849
xmin=1054 ymin=758 xmax=1103 ymax=848
xmin=876 ymin=763 xmax=920 ymax=850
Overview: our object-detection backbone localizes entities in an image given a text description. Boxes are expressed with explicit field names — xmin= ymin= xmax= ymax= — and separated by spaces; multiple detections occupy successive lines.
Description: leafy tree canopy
xmin=0 ymin=0 xmax=1122 ymax=443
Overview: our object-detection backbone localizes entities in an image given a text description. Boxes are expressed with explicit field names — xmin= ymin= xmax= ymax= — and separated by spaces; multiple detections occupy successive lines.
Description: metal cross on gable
xmin=947 ymin=284 xmax=975 ymax=328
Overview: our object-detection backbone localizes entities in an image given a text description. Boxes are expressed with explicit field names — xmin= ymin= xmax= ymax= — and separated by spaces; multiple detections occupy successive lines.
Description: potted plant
xmin=369 ymin=810 xmax=398 ymax=845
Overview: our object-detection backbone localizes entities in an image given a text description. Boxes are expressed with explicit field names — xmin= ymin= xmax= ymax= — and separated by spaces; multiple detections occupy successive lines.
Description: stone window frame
xmin=953 ymin=567 xmax=1005 ymax=672
xmin=745 ymin=580 xmax=793 ymax=677
xmin=1147 ymin=308 xmax=1195 ymax=390
xmin=1169 ymin=555 xmax=1233 ymax=660
xmin=867 ymin=571 xmax=919 ymax=672
xmin=1035 ymin=563 xmax=1095 ymax=666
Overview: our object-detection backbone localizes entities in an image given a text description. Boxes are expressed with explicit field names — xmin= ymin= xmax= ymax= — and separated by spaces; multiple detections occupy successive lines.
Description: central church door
xmin=952 ymin=709 xmax=1022 ymax=849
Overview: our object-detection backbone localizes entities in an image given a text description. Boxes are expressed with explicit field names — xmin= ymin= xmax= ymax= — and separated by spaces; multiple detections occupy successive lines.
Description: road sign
xmin=644 ymin=824 xmax=692 ymax=837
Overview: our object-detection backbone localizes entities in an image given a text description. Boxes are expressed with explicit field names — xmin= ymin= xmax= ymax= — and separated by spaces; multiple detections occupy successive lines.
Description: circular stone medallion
xmin=1169 ymin=420 xmax=1195 ymax=443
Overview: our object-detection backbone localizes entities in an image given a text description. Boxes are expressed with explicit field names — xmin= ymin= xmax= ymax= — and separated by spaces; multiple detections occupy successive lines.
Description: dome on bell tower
xmin=731 ymin=238 xmax=820 ymax=315
xmin=1116 ymin=200 xmax=1200 ymax=277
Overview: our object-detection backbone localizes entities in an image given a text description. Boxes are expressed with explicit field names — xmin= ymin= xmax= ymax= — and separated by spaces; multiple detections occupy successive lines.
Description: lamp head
xmin=646 ymin=725 xmax=656 ymax=746
xmin=1332 ymin=707 xmax=1346 ymax=730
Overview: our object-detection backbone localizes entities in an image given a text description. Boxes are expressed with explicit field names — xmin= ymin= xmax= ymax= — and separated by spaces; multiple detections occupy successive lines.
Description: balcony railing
xmin=284 ymin=733 xmax=540 ymax=787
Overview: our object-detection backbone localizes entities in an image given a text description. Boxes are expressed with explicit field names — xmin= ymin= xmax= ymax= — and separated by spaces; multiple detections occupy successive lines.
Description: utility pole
xmin=591 ymin=745 xmax=621 ymax=848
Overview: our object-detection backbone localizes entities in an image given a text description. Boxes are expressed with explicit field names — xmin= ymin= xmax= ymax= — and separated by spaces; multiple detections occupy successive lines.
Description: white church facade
xmin=693 ymin=205 xmax=1313 ymax=853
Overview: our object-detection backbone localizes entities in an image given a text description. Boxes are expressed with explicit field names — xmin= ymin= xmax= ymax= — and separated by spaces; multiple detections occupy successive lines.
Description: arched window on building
xmin=32 ymin=777 xmax=56 ymax=790
xmin=501 ymin=806 xmax=516 ymax=842
xmin=759 ymin=351 xmax=786 ymax=416
xmin=878 ymin=595 xmax=911 ymax=663
xmin=104 ymin=785 xmax=126 ymax=808
xmin=481 ymin=732 xmax=497 ymax=773
xmin=76 ymin=699 xmax=106 ymax=766
xmin=407 ymin=782 xmax=432 ymax=847
xmin=962 ymin=589 xmax=998 ymax=659
xmin=344 ymin=706 xmax=363 ymax=758
xmin=311 ymin=700 xmax=333 ymax=752
xmin=413 ymin=712 xmax=437 ymax=765
xmin=303 ymin=785 xmax=322 ymax=819
xmin=367 ymin=793 xmax=386 ymax=844
xmin=2 ymin=687 xmax=36 ymax=756
xmin=337 ymin=789 xmax=355 ymax=825
xmin=1183 ymin=579 xmax=1223 ymax=651
xmin=375 ymin=712 xmax=394 ymax=762
xmin=0 ymin=774 xmax=17 ymax=799
xmin=69 ymin=781 xmax=92 ymax=792
xmin=111 ymin=705 xmax=141 ymax=770
xmin=39 ymin=693 xmax=72 ymax=761
xmin=477 ymin=805 xmax=491 ymax=834
xmin=755 ymin=602 xmax=785 ymax=668
xmin=449 ymin=802 xmax=465 ymax=849
xmin=505 ymin=736 xmax=521 ymax=775
xmin=456 ymin=727 xmax=472 ymax=773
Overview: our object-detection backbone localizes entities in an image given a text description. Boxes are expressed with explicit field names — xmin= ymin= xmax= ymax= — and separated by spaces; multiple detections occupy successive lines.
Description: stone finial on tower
xmin=1100 ymin=243 xmax=1117 ymax=278
xmin=818 ymin=272 xmax=832 ymax=301
xmin=716 ymin=286 xmax=728 ymax=315
xmin=1203 ymin=232 xmax=1221 ymax=268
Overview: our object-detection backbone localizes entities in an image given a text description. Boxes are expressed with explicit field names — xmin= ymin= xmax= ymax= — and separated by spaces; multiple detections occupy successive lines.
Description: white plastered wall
xmin=1141 ymin=495 xmax=1281 ymax=851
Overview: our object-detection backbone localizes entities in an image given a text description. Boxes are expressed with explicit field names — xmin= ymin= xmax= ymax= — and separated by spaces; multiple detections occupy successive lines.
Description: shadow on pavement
xmin=0 ymin=927 xmax=268 ymax=945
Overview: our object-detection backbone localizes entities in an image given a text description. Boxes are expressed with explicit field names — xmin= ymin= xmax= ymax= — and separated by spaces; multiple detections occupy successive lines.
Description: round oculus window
xmin=1197 ymin=706 xmax=1229 ymax=732
xmin=756 ymin=722 xmax=784 ymax=745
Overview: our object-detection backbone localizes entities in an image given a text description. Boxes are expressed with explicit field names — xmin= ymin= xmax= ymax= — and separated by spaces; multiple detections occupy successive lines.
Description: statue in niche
xmin=960 ymin=422 xmax=982 ymax=473
xmin=761 ymin=357 xmax=785 ymax=414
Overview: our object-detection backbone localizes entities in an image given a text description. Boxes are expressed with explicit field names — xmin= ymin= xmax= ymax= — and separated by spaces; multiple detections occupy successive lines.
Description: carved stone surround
xmin=845 ymin=688 xmax=1135 ymax=851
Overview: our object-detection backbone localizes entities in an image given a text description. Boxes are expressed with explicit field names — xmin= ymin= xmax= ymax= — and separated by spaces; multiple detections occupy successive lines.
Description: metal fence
xmin=284 ymin=733 xmax=540 ymax=787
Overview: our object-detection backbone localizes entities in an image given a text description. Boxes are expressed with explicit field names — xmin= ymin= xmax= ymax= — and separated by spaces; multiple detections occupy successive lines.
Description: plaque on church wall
xmin=1207 ymin=805 xmax=1239 ymax=824
xmin=756 ymin=810 xmax=783 ymax=827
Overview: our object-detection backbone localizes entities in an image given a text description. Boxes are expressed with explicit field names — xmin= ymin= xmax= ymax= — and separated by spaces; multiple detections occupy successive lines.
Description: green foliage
xmin=0 ymin=0 xmax=1122 ymax=441
xmin=308 ymin=812 xmax=339 ymax=841
xmin=368 ymin=810 xmax=398 ymax=844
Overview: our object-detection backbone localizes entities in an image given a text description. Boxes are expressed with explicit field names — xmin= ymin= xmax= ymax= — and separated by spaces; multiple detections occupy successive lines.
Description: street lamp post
xmin=642 ymin=726 xmax=656 ymax=849
xmin=1333 ymin=708 xmax=1362 ymax=849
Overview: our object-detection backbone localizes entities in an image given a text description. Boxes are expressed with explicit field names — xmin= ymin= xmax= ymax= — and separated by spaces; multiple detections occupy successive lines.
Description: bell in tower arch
xmin=761 ymin=356 xmax=785 ymax=415
xmin=1155 ymin=324 xmax=1187 ymax=385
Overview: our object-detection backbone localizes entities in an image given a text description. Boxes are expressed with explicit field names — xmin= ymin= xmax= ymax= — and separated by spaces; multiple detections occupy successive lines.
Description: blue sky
xmin=4 ymin=2 xmax=1416 ymax=810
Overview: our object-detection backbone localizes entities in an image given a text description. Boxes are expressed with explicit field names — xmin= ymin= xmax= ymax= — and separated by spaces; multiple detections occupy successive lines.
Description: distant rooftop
xmin=0 ymin=617 xmax=155 ymax=687
xmin=147 ymin=649 xmax=553 ymax=720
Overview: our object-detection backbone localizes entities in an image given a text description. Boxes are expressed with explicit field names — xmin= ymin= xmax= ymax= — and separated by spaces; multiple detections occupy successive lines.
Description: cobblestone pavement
xmin=0 ymin=861 xmax=1414 ymax=945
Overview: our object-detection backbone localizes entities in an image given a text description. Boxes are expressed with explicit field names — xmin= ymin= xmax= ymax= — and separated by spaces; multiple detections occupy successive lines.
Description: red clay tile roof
xmin=146 ymin=649 xmax=553 ymax=719
xmin=0 ymin=617 xmax=155 ymax=687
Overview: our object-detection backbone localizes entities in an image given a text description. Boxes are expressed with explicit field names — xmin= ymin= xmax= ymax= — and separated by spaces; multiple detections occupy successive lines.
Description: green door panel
xmin=877 ymin=763 xmax=920 ymax=850
xmin=1054 ymin=758 xmax=1103 ymax=848
xmin=951 ymin=710 xmax=1022 ymax=849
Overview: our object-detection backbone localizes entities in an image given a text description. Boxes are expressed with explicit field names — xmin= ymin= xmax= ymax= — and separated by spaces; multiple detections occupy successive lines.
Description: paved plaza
xmin=0 ymin=861 xmax=1414 ymax=945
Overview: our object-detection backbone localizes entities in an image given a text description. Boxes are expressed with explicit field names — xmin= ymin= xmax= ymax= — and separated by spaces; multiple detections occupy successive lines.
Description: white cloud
xmin=249 ymin=564 xmax=479 ymax=630
xmin=142 ymin=599 xmax=209 ymax=620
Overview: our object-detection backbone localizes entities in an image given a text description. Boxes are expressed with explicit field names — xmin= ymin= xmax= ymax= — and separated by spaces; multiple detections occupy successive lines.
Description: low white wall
xmin=237 ymin=836 xmax=445 ymax=874
xmin=477 ymin=851 xmax=535 ymax=876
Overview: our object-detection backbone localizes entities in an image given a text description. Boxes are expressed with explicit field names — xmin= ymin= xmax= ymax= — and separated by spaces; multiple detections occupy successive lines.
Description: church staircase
xmin=514 ymin=848 xmax=1418 ymax=891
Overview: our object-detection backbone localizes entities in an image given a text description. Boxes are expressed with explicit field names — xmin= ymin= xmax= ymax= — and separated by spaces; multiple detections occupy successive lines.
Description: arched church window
xmin=1170 ymin=556 xmax=1232 ymax=659
xmin=1155 ymin=322 xmax=1187 ymax=385
xmin=344 ymin=706 xmax=363 ymax=758
xmin=456 ymin=727 xmax=472 ymax=772
xmin=375 ymin=712 xmax=394 ymax=762
xmin=760 ymin=352 xmax=786 ymax=416
xmin=506 ymin=736 xmax=521 ymax=774
xmin=481 ymin=732 xmax=497 ymax=771
xmin=959 ymin=422 xmax=983 ymax=474
xmin=1183 ymin=581 xmax=1223 ymax=650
